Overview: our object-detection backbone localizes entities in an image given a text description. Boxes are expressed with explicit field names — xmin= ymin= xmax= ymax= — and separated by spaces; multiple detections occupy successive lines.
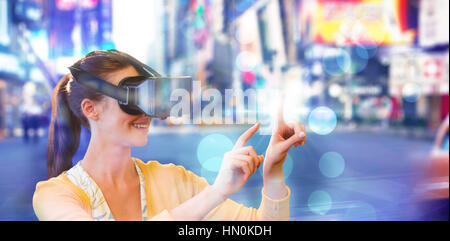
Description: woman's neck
xmin=80 ymin=132 xmax=136 ymax=187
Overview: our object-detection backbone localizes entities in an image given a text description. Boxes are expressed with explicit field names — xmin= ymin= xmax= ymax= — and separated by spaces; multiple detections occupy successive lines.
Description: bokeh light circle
xmin=308 ymin=106 xmax=337 ymax=135
xmin=328 ymin=83 xmax=343 ymax=98
xmin=319 ymin=152 xmax=345 ymax=178
xmin=322 ymin=48 xmax=351 ymax=76
xmin=197 ymin=134 xmax=233 ymax=172
xmin=308 ymin=190 xmax=332 ymax=215
xmin=236 ymin=51 xmax=257 ymax=72
xmin=259 ymin=153 xmax=294 ymax=179
xmin=355 ymin=45 xmax=378 ymax=59
xmin=336 ymin=50 xmax=351 ymax=73
xmin=343 ymin=201 xmax=377 ymax=221
xmin=402 ymin=83 xmax=422 ymax=103
xmin=349 ymin=51 xmax=369 ymax=75
xmin=200 ymin=167 xmax=219 ymax=185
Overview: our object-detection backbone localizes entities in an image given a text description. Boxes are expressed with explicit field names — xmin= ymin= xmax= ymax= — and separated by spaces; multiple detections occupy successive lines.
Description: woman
xmin=32 ymin=50 xmax=307 ymax=221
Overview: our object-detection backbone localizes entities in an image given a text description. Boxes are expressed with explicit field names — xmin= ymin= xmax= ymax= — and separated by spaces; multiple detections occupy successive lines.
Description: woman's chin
xmin=133 ymin=136 xmax=148 ymax=147
xmin=128 ymin=125 xmax=149 ymax=146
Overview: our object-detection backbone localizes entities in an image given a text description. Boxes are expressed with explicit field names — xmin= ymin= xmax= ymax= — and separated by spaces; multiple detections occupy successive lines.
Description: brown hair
xmin=47 ymin=50 xmax=134 ymax=179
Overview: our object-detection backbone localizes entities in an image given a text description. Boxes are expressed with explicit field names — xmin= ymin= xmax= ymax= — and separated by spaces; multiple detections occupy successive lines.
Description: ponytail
xmin=47 ymin=75 xmax=81 ymax=179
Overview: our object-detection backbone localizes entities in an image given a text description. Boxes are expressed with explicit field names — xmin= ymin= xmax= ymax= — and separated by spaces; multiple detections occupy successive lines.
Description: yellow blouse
xmin=32 ymin=158 xmax=291 ymax=221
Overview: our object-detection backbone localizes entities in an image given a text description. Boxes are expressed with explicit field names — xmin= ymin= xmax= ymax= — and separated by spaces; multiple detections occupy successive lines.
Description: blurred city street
xmin=0 ymin=0 xmax=448 ymax=221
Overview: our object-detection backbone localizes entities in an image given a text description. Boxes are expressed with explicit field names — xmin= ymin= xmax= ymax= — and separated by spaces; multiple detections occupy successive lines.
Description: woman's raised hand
xmin=264 ymin=97 xmax=307 ymax=180
xmin=212 ymin=123 xmax=264 ymax=199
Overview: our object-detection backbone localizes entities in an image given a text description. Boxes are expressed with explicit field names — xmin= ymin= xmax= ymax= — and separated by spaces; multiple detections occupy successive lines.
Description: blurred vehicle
xmin=418 ymin=114 xmax=449 ymax=220
xmin=427 ymin=114 xmax=449 ymax=199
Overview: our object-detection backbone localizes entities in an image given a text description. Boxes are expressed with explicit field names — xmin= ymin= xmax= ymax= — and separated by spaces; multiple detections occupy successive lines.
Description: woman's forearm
xmin=168 ymin=185 xmax=227 ymax=220
xmin=263 ymin=164 xmax=288 ymax=200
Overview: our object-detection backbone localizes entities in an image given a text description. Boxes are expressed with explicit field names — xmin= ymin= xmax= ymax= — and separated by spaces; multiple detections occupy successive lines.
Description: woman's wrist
xmin=263 ymin=163 xmax=288 ymax=200
xmin=263 ymin=161 xmax=284 ymax=179
xmin=263 ymin=179 xmax=288 ymax=200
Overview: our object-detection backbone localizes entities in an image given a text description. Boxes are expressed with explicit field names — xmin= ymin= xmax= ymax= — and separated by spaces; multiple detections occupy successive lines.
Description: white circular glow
xmin=328 ymin=84 xmax=342 ymax=98
xmin=235 ymin=51 xmax=258 ymax=72
xmin=402 ymin=83 xmax=422 ymax=103
xmin=308 ymin=106 xmax=338 ymax=135
xmin=312 ymin=62 xmax=323 ymax=76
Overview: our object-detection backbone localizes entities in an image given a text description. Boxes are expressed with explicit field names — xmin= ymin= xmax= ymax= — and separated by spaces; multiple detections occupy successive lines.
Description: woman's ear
xmin=81 ymin=98 xmax=99 ymax=121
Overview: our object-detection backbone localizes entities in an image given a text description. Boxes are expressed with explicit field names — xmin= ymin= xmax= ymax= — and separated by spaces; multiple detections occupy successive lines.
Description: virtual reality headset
xmin=68 ymin=51 xmax=192 ymax=119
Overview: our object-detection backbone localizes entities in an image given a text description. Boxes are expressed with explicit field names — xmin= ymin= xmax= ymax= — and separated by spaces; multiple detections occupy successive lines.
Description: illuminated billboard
xmin=300 ymin=0 xmax=416 ymax=46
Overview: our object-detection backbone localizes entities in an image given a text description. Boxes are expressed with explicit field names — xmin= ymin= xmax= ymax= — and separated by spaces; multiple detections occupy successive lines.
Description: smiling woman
xmin=32 ymin=50 xmax=307 ymax=221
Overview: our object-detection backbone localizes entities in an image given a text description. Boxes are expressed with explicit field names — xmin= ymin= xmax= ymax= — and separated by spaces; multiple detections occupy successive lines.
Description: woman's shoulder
xmin=34 ymin=173 xmax=72 ymax=192
xmin=33 ymin=172 xmax=89 ymax=206
xmin=33 ymin=172 xmax=92 ymax=220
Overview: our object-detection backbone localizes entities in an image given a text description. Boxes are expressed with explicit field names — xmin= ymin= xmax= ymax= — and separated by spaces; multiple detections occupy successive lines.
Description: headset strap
xmin=68 ymin=66 xmax=129 ymax=103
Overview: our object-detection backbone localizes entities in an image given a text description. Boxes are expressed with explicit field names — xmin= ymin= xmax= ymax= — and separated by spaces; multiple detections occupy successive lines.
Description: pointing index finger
xmin=276 ymin=93 xmax=285 ymax=125
xmin=273 ymin=94 xmax=285 ymax=134
xmin=233 ymin=122 xmax=260 ymax=150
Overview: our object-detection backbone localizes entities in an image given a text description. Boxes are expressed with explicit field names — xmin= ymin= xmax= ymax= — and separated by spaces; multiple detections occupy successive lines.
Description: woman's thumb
xmin=282 ymin=132 xmax=306 ymax=150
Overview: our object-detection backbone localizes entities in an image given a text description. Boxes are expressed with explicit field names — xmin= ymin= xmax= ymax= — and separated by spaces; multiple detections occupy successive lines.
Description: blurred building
xmin=0 ymin=0 xmax=44 ymax=138
xmin=48 ymin=0 xmax=114 ymax=77
xmin=388 ymin=0 xmax=449 ymax=130
xmin=0 ymin=0 xmax=448 ymax=133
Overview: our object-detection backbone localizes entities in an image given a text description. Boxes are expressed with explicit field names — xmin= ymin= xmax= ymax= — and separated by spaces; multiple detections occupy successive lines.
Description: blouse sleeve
xmin=148 ymin=210 xmax=174 ymax=221
xmin=203 ymin=186 xmax=291 ymax=221
xmin=32 ymin=180 xmax=93 ymax=221
xmin=179 ymin=166 xmax=291 ymax=221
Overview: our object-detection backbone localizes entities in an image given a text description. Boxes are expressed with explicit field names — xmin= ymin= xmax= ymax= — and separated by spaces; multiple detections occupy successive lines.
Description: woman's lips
xmin=131 ymin=116 xmax=151 ymax=130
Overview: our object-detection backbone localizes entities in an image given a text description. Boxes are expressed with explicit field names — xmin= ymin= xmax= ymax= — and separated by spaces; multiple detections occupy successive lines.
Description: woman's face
xmin=89 ymin=65 xmax=152 ymax=147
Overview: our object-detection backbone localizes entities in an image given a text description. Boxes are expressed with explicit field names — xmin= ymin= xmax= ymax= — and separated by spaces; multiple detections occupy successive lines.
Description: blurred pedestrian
xmin=21 ymin=97 xmax=43 ymax=143
xmin=0 ymin=87 xmax=5 ymax=139
xmin=417 ymin=114 xmax=449 ymax=220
